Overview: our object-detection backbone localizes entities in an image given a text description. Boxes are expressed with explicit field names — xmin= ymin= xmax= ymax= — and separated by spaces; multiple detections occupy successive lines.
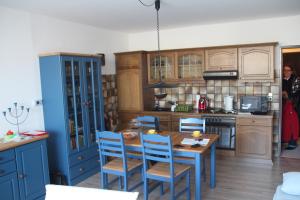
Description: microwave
xmin=240 ymin=96 xmax=269 ymax=114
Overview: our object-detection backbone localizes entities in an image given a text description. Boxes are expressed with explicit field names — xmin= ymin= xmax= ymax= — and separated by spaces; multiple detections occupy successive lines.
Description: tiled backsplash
xmin=155 ymin=79 xmax=280 ymax=111
xmin=102 ymin=75 xmax=118 ymax=131
xmin=155 ymin=78 xmax=281 ymax=156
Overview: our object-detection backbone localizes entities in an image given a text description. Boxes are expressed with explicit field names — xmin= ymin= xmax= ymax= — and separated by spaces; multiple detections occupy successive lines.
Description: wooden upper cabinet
xmin=115 ymin=52 xmax=144 ymax=112
xmin=176 ymin=50 xmax=204 ymax=80
xmin=117 ymin=68 xmax=142 ymax=111
xmin=148 ymin=52 xmax=175 ymax=83
xmin=205 ymin=48 xmax=238 ymax=71
xmin=116 ymin=53 xmax=141 ymax=70
xmin=238 ymin=45 xmax=274 ymax=82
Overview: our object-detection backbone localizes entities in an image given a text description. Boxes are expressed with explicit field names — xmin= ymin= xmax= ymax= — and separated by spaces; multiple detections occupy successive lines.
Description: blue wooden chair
xmin=136 ymin=116 xmax=159 ymax=131
xmin=140 ymin=133 xmax=191 ymax=200
xmin=179 ymin=118 xmax=207 ymax=181
xmin=96 ymin=131 xmax=143 ymax=191
xmin=179 ymin=117 xmax=206 ymax=133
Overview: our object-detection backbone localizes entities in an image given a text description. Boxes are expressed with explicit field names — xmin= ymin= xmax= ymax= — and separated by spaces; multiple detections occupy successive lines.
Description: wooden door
xmin=16 ymin=140 xmax=49 ymax=200
xmin=117 ymin=68 xmax=142 ymax=111
xmin=238 ymin=45 xmax=274 ymax=82
xmin=236 ymin=125 xmax=271 ymax=159
xmin=205 ymin=48 xmax=238 ymax=71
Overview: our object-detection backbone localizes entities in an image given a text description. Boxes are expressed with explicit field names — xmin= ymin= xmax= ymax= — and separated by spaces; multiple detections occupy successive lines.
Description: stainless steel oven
xmin=204 ymin=115 xmax=236 ymax=150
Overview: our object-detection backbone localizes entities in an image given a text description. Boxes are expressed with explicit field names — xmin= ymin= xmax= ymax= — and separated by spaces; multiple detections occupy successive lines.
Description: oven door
xmin=206 ymin=121 xmax=236 ymax=150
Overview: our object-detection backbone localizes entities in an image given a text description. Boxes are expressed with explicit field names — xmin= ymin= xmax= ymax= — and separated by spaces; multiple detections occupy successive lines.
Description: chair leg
xmin=186 ymin=170 xmax=191 ymax=200
xmin=160 ymin=182 xmax=164 ymax=195
xmin=170 ymin=182 xmax=175 ymax=200
xmin=144 ymin=178 xmax=149 ymax=200
xmin=123 ymin=175 xmax=128 ymax=191
xmin=118 ymin=176 xmax=122 ymax=190
xmin=100 ymin=172 xmax=107 ymax=189
xmin=202 ymin=157 xmax=206 ymax=182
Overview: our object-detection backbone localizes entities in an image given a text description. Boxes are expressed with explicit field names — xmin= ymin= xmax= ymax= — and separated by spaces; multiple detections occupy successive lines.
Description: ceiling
xmin=1 ymin=0 xmax=300 ymax=33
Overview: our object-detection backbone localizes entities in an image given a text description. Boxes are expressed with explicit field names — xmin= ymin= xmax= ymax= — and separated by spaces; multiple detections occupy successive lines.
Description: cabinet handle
xmin=77 ymin=156 xmax=84 ymax=160
xmin=252 ymin=119 xmax=255 ymax=123
xmin=18 ymin=174 xmax=26 ymax=179
xmin=79 ymin=167 xmax=84 ymax=172
xmin=0 ymin=169 xmax=5 ymax=175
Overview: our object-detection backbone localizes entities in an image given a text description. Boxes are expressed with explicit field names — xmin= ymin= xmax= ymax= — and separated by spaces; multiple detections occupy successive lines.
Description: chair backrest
xmin=136 ymin=116 xmax=159 ymax=131
xmin=179 ymin=118 xmax=206 ymax=133
xmin=140 ymin=133 xmax=174 ymax=177
xmin=96 ymin=131 xmax=127 ymax=172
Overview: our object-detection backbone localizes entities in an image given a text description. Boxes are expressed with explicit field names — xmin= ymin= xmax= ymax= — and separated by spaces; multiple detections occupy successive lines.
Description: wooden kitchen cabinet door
xmin=148 ymin=52 xmax=175 ymax=83
xmin=177 ymin=50 xmax=204 ymax=80
xmin=116 ymin=53 xmax=140 ymax=69
xmin=117 ymin=68 xmax=142 ymax=111
xmin=238 ymin=45 xmax=274 ymax=82
xmin=205 ymin=48 xmax=238 ymax=71
xmin=236 ymin=125 xmax=272 ymax=160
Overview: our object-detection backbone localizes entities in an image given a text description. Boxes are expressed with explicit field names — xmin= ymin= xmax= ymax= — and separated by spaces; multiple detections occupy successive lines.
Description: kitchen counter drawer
xmin=0 ymin=149 xmax=15 ymax=164
xmin=69 ymin=146 xmax=98 ymax=167
xmin=142 ymin=111 xmax=171 ymax=121
xmin=236 ymin=117 xmax=272 ymax=126
xmin=0 ymin=160 xmax=16 ymax=177
xmin=69 ymin=156 xmax=99 ymax=179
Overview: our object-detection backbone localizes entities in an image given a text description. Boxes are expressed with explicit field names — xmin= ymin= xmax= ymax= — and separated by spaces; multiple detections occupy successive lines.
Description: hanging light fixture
xmin=139 ymin=0 xmax=178 ymax=110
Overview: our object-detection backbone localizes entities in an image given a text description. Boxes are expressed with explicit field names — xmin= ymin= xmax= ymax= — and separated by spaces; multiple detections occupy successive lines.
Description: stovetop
xmin=205 ymin=108 xmax=237 ymax=115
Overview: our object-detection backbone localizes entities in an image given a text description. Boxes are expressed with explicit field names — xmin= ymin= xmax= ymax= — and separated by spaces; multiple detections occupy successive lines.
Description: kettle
xmin=198 ymin=95 xmax=209 ymax=111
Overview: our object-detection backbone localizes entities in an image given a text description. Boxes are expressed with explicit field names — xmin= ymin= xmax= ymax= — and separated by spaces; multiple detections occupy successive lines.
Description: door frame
xmin=279 ymin=45 xmax=300 ymax=153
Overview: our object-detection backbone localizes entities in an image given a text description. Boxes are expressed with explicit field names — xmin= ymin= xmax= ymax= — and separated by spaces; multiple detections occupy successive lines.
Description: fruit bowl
xmin=122 ymin=130 xmax=138 ymax=140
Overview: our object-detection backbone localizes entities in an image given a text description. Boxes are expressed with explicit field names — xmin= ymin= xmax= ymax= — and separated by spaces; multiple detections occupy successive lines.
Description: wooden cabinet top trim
xmin=114 ymin=51 xmax=147 ymax=55
xmin=39 ymin=52 xmax=103 ymax=58
xmin=0 ymin=134 xmax=48 ymax=152
xmin=122 ymin=42 xmax=278 ymax=54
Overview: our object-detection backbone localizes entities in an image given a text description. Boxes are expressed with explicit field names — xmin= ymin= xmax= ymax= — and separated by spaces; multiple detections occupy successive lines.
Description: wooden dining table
xmin=123 ymin=131 xmax=219 ymax=200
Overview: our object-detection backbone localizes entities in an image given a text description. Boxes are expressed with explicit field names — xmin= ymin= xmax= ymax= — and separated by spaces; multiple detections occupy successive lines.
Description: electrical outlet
xmin=267 ymin=93 xmax=273 ymax=102
xmin=35 ymin=100 xmax=43 ymax=106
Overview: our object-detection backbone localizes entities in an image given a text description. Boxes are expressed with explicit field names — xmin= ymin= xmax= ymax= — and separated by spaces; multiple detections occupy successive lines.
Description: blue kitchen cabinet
xmin=39 ymin=53 xmax=104 ymax=185
xmin=0 ymin=139 xmax=49 ymax=200
xmin=0 ymin=173 xmax=20 ymax=200
xmin=16 ymin=140 xmax=49 ymax=200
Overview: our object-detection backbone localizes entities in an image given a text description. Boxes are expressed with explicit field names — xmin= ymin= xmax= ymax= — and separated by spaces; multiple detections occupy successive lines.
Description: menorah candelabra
xmin=2 ymin=102 xmax=30 ymax=134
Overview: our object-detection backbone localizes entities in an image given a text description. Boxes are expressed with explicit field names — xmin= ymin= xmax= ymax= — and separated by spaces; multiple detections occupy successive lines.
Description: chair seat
xmin=103 ymin=158 xmax=143 ymax=172
xmin=147 ymin=162 xmax=191 ymax=178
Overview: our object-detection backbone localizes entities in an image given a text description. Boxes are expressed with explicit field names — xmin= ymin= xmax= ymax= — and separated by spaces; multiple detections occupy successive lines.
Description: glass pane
xmin=65 ymin=60 xmax=85 ymax=151
xmin=65 ymin=61 xmax=77 ymax=150
xmin=85 ymin=61 xmax=97 ymax=145
xmin=178 ymin=54 xmax=203 ymax=79
xmin=150 ymin=55 xmax=173 ymax=80
xmin=73 ymin=61 xmax=85 ymax=149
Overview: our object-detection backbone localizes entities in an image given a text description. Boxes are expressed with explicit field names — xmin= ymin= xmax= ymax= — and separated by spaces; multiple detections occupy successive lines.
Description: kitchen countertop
xmin=0 ymin=134 xmax=48 ymax=152
xmin=142 ymin=110 xmax=273 ymax=118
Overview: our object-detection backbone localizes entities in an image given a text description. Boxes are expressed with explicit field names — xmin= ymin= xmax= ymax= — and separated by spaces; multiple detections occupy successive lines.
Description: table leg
xmin=210 ymin=142 xmax=216 ymax=188
xmin=195 ymin=153 xmax=202 ymax=200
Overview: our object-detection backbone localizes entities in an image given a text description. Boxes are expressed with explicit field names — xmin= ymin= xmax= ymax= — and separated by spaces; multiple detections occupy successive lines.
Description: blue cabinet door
xmin=82 ymin=57 xmax=105 ymax=147
xmin=16 ymin=140 xmax=49 ymax=200
xmin=0 ymin=172 xmax=20 ymax=200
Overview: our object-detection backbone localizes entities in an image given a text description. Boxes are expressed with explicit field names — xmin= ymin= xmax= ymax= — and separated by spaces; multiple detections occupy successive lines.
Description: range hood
xmin=203 ymin=70 xmax=238 ymax=80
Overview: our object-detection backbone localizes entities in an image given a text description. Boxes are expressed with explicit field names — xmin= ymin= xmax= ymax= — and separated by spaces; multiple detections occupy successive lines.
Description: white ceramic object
xmin=224 ymin=95 xmax=234 ymax=112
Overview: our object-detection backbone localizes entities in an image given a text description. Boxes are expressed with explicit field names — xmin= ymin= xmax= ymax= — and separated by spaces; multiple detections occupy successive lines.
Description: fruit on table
xmin=192 ymin=131 xmax=202 ymax=138
xmin=147 ymin=129 xmax=157 ymax=134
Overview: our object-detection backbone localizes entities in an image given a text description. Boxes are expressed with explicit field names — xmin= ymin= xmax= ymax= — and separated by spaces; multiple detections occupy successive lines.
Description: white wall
xmin=128 ymin=15 xmax=300 ymax=50
xmin=0 ymin=6 xmax=128 ymax=135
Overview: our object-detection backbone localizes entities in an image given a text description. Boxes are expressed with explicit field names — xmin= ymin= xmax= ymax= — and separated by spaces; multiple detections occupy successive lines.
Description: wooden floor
xmin=76 ymin=156 xmax=300 ymax=200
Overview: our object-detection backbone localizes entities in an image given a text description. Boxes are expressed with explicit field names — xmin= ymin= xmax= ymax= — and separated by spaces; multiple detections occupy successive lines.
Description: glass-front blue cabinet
xmin=39 ymin=53 xmax=104 ymax=185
